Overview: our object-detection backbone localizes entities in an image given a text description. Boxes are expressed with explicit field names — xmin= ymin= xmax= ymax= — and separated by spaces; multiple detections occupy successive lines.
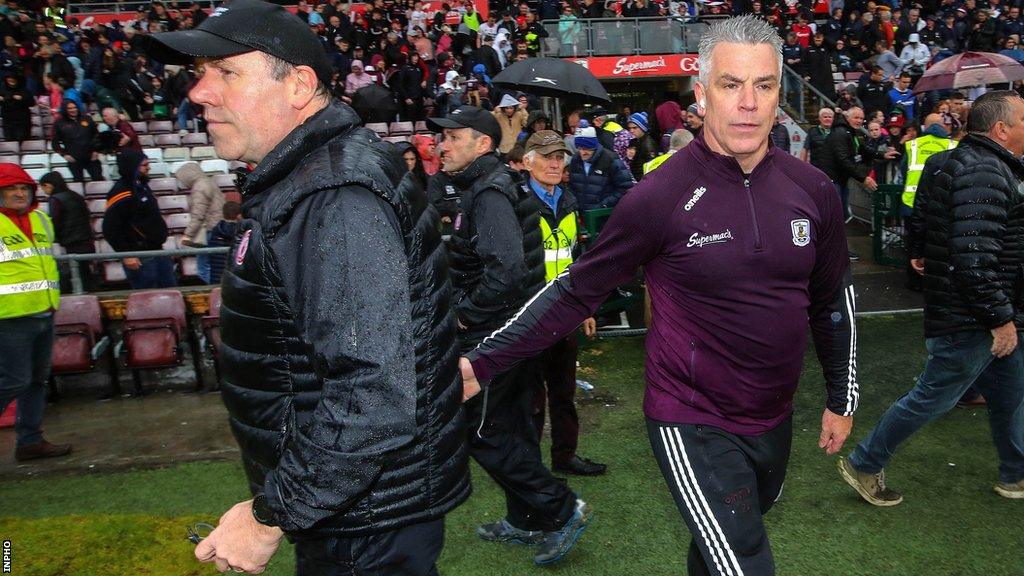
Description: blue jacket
xmin=567 ymin=146 xmax=636 ymax=212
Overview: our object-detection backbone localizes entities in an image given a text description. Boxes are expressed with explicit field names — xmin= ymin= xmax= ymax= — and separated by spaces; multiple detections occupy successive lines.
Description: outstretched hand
xmin=461 ymin=357 xmax=480 ymax=402
xmin=819 ymin=409 xmax=853 ymax=455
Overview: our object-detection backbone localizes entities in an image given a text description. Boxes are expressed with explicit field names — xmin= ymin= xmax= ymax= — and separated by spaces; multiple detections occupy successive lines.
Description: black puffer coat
xmin=447 ymin=153 xmax=544 ymax=350
xmin=218 ymin=101 xmax=469 ymax=538
xmin=817 ymin=113 xmax=872 ymax=184
xmin=919 ymin=134 xmax=1024 ymax=337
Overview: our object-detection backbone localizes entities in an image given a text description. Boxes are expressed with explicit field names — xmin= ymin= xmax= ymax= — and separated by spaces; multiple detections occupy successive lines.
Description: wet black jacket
xmin=218 ymin=102 xmax=469 ymax=538
xmin=51 ymin=101 xmax=100 ymax=162
xmin=918 ymin=134 xmax=1024 ymax=337
xmin=817 ymin=114 xmax=872 ymax=185
xmin=48 ymin=188 xmax=92 ymax=247
xmin=446 ymin=153 xmax=544 ymax=350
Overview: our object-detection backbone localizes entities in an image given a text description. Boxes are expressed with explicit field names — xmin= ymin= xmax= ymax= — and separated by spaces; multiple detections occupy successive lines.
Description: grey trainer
xmin=476 ymin=518 xmax=544 ymax=545
xmin=838 ymin=457 xmax=903 ymax=507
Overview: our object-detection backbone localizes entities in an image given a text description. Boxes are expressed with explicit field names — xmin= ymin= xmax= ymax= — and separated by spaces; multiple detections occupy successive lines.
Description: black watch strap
xmin=252 ymin=494 xmax=278 ymax=527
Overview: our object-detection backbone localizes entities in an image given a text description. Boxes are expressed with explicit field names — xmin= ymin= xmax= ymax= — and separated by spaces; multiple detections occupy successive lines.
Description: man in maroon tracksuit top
xmin=461 ymin=15 xmax=859 ymax=576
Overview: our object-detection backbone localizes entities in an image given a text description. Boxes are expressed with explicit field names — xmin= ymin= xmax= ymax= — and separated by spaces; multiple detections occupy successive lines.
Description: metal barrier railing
xmin=69 ymin=0 xmax=218 ymax=15
xmin=55 ymin=246 xmax=228 ymax=295
xmin=781 ymin=63 xmax=838 ymax=125
xmin=540 ymin=16 xmax=709 ymax=58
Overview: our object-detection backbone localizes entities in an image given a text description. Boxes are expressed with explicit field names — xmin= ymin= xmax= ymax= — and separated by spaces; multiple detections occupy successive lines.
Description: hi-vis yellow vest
xmin=903 ymin=135 xmax=957 ymax=208
xmin=644 ymin=150 xmax=676 ymax=175
xmin=539 ymin=212 xmax=577 ymax=282
xmin=0 ymin=210 xmax=60 ymax=319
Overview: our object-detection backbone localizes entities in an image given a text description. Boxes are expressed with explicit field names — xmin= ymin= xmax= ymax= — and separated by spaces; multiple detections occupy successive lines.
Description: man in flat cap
xmin=142 ymin=0 xmax=469 ymax=573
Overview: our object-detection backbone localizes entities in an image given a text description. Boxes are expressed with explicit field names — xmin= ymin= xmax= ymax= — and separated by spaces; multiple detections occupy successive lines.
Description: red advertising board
xmin=567 ymin=54 xmax=699 ymax=80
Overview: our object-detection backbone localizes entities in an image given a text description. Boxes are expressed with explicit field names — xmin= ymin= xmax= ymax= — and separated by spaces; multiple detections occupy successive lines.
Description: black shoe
xmin=553 ymin=455 xmax=607 ymax=476
xmin=848 ymin=250 xmax=860 ymax=261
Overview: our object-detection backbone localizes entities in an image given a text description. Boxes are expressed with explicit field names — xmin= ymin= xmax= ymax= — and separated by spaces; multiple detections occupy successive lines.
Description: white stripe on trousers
xmin=659 ymin=426 xmax=746 ymax=576
xmin=843 ymin=284 xmax=860 ymax=415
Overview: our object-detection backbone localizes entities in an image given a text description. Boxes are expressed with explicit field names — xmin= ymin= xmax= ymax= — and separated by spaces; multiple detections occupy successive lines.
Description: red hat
xmin=0 ymin=163 xmax=37 ymax=194
xmin=887 ymin=114 xmax=906 ymax=128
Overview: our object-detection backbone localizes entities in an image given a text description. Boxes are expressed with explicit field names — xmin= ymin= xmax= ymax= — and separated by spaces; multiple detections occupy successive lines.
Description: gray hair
xmin=967 ymin=90 xmax=1024 ymax=133
xmin=262 ymin=53 xmax=331 ymax=102
xmin=669 ymin=129 xmax=694 ymax=150
xmin=697 ymin=15 xmax=783 ymax=86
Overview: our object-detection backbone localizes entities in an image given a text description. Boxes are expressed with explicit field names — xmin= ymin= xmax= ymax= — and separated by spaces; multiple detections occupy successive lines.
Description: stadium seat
xmin=30 ymin=126 xmax=44 ymax=139
xmin=157 ymin=195 xmax=189 ymax=213
xmin=20 ymin=153 xmax=49 ymax=169
xmin=414 ymin=121 xmax=430 ymax=134
xmin=0 ymin=153 xmax=18 ymax=164
xmin=86 ymin=198 xmax=108 ymax=215
xmin=25 ymin=168 xmax=48 ymax=181
xmin=67 ymin=182 xmax=84 ymax=196
xmin=91 ymin=217 xmax=104 ymax=236
xmin=130 ymin=121 xmax=148 ymax=133
xmin=389 ymin=121 xmax=413 ymax=136
xmin=384 ymin=135 xmax=410 ymax=143
xmin=19 ymin=140 xmax=47 ymax=153
xmin=121 ymin=289 xmax=202 ymax=394
xmin=202 ymin=287 xmax=222 ymax=386
xmin=162 ymin=236 xmax=178 ymax=250
xmin=47 ymin=152 xmax=66 ymax=167
xmin=141 ymin=110 xmax=155 ymax=121
xmin=148 ymin=162 xmax=170 ymax=177
xmin=155 ymin=133 xmax=182 ymax=147
xmin=96 ymin=239 xmax=113 ymax=253
xmin=30 ymin=115 xmax=42 ymax=126
xmin=366 ymin=122 xmax=389 ymax=137
xmin=228 ymin=161 xmax=248 ymax=171
xmin=212 ymin=173 xmax=237 ymax=190
xmin=181 ymin=132 xmax=209 ymax=146
xmin=143 ymin=147 xmax=164 ymax=163
xmin=189 ymin=146 xmax=216 ymax=161
xmin=138 ymin=134 xmax=156 ymax=147
xmin=102 ymin=260 xmax=125 ymax=283
xmin=54 ymin=166 xmax=74 ymax=180
xmin=0 ymin=141 xmax=19 ymax=154
xmin=199 ymin=159 xmax=229 ymax=174
xmin=85 ymin=181 xmax=110 ymax=199
xmin=50 ymin=294 xmax=119 ymax=396
xmin=180 ymin=256 xmax=199 ymax=279
xmin=36 ymin=200 xmax=48 ymax=214
xmin=149 ymin=177 xmax=179 ymax=195
xmin=163 ymin=212 xmax=190 ymax=232
xmin=162 ymin=147 xmax=190 ymax=162
xmin=148 ymin=120 xmax=173 ymax=134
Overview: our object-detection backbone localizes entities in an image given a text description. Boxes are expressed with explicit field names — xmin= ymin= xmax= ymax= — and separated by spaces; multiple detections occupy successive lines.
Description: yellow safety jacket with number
xmin=539 ymin=211 xmax=577 ymax=282
xmin=903 ymin=134 xmax=957 ymax=208
xmin=0 ymin=210 xmax=60 ymax=319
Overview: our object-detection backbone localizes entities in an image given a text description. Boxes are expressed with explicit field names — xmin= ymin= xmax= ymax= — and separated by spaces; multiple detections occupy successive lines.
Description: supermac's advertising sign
xmin=570 ymin=54 xmax=699 ymax=79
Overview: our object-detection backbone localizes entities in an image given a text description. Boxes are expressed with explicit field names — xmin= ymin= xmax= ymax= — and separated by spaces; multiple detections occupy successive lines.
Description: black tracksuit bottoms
xmin=465 ymin=358 xmax=576 ymax=532
xmin=646 ymin=416 xmax=792 ymax=576
xmin=294 ymin=518 xmax=445 ymax=575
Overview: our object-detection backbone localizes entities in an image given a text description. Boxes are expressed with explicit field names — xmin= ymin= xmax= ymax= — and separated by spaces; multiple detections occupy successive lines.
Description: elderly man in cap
xmin=430 ymin=106 xmax=591 ymax=566
xmin=0 ymin=163 xmax=71 ymax=463
xmin=141 ymin=0 xmax=470 ymax=573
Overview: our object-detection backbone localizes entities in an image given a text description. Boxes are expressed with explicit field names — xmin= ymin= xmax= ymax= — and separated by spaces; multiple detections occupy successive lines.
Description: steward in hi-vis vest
xmin=0 ymin=162 xmax=71 ymax=463
xmin=903 ymin=121 xmax=957 ymax=208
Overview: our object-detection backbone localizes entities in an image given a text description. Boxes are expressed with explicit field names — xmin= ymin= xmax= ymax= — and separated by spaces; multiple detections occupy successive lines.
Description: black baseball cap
xmin=428 ymin=106 xmax=502 ymax=150
xmin=139 ymin=0 xmax=333 ymax=83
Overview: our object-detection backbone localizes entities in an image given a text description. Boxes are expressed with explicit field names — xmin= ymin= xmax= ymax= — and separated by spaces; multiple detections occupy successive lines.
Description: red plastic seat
xmin=122 ymin=290 xmax=204 ymax=393
xmin=51 ymin=295 xmax=120 ymax=396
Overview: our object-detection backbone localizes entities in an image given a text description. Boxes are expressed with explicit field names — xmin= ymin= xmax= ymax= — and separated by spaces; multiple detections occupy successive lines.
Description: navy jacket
xmin=567 ymin=146 xmax=635 ymax=212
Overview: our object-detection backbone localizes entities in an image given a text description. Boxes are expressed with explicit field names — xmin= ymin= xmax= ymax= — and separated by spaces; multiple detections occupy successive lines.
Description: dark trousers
xmin=68 ymin=158 xmax=104 ymax=183
xmin=58 ymin=241 xmax=96 ymax=293
xmin=532 ymin=336 xmax=580 ymax=466
xmin=647 ymin=416 xmax=792 ymax=576
xmin=295 ymin=518 xmax=445 ymax=576
xmin=124 ymin=256 xmax=177 ymax=289
xmin=465 ymin=359 xmax=575 ymax=532
xmin=0 ymin=315 xmax=55 ymax=448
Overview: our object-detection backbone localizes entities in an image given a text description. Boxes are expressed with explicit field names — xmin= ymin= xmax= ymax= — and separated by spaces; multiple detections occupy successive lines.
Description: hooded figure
xmin=0 ymin=75 xmax=33 ymax=142
xmin=521 ymin=109 xmax=550 ymax=141
xmin=176 ymin=161 xmax=224 ymax=247
xmin=655 ymin=100 xmax=685 ymax=152
xmin=101 ymin=149 xmax=168 ymax=253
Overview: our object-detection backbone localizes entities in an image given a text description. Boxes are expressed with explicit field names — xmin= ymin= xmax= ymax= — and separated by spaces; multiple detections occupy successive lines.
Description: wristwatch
xmin=251 ymin=494 xmax=278 ymax=527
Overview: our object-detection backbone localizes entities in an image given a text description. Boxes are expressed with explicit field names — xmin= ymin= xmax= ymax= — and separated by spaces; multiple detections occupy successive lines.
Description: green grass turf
xmin=1 ymin=314 xmax=1022 ymax=575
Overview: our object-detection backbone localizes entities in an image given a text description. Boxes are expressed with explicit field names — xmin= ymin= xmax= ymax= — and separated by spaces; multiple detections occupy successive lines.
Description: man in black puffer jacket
xmin=842 ymin=90 xmax=1024 ymax=505
xmin=430 ymin=106 xmax=590 ymax=567
xmin=143 ymin=2 xmax=469 ymax=574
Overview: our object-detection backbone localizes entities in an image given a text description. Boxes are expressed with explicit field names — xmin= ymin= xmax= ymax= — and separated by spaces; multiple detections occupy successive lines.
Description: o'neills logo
xmin=613 ymin=56 xmax=667 ymax=76
xmin=687 ymin=229 xmax=734 ymax=248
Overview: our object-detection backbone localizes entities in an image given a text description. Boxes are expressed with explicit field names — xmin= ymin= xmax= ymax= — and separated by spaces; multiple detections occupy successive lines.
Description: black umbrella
xmin=351 ymin=84 xmax=399 ymax=124
xmin=493 ymin=57 xmax=611 ymax=103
